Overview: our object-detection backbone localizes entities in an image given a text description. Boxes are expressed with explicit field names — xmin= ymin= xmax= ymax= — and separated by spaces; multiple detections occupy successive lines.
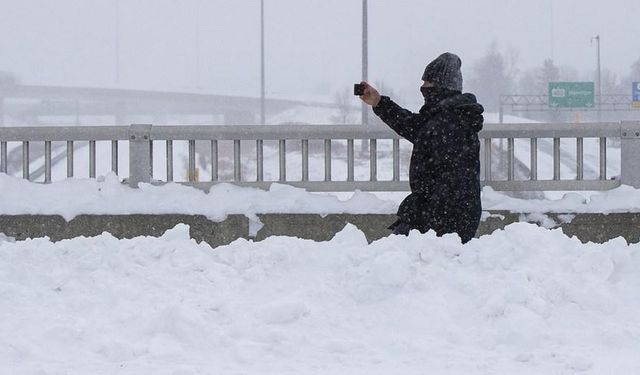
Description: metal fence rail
xmin=479 ymin=123 xmax=622 ymax=191
xmin=147 ymin=125 xmax=406 ymax=191
xmin=1 ymin=122 xmax=640 ymax=191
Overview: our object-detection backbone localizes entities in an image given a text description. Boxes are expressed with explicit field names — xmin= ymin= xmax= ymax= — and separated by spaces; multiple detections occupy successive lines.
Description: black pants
xmin=391 ymin=221 xmax=475 ymax=243
xmin=391 ymin=222 xmax=412 ymax=236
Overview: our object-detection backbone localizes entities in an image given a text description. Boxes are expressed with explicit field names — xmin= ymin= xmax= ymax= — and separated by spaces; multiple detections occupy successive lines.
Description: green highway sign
xmin=548 ymin=82 xmax=595 ymax=108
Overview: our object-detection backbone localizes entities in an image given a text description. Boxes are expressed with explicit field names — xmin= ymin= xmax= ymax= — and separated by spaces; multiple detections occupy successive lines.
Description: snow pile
xmin=1 ymin=224 xmax=639 ymax=374
xmin=4 ymin=173 xmax=640 ymax=220
xmin=0 ymin=173 xmax=396 ymax=221
xmin=481 ymin=185 xmax=640 ymax=213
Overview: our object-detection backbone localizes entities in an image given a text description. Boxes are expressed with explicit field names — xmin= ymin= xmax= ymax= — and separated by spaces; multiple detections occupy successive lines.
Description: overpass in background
xmin=0 ymin=84 xmax=341 ymax=126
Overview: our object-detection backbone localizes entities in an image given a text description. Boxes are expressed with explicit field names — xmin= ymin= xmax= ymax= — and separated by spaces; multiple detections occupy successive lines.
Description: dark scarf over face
xmin=420 ymin=86 xmax=460 ymax=108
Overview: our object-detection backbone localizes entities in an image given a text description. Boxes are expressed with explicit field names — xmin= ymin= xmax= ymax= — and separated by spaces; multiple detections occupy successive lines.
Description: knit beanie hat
xmin=422 ymin=52 xmax=463 ymax=92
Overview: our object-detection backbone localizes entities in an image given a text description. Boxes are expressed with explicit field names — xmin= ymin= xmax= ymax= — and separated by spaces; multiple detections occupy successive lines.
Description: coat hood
xmin=430 ymin=92 xmax=484 ymax=132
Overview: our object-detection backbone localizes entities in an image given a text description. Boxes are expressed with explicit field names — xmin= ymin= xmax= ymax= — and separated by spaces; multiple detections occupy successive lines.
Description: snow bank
xmin=0 ymin=173 xmax=397 ymax=221
xmin=1 ymin=223 xmax=639 ymax=374
xmin=481 ymin=185 xmax=640 ymax=213
xmin=3 ymin=173 xmax=640 ymax=220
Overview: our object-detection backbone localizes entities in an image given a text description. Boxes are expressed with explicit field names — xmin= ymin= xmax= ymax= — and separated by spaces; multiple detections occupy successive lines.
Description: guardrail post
xmin=128 ymin=124 xmax=152 ymax=188
xmin=620 ymin=121 xmax=640 ymax=188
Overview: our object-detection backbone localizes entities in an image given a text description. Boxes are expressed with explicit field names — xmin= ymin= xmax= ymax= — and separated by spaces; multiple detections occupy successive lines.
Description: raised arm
xmin=373 ymin=96 xmax=428 ymax=143
xmin=359 ymin=82 xmax=427 ymax=143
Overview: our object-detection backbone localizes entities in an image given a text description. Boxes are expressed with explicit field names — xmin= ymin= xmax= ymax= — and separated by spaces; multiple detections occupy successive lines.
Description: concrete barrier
xmin=1 ymin=212 xmax=638 ymax=247
xmin=0 ymin=214 xmax=248 ymax=249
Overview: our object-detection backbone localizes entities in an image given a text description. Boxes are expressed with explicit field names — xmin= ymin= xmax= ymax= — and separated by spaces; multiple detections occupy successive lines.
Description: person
xmin=359 ymin=52 xmax=484 ymax=243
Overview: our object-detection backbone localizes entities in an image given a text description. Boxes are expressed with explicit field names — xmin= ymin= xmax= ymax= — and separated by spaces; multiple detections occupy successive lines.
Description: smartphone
xmin=354 ymin=83 xmax=365 ymax=96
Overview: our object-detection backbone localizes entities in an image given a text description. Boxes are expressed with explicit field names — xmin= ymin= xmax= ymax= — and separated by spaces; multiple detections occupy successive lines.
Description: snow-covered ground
xmin=1 ymin=223 xmax=639 ymax=374
xmin=3 ymin=173 xmax=640 ymax=220
xmin=2 ymin=111 xmax=639 ymax=374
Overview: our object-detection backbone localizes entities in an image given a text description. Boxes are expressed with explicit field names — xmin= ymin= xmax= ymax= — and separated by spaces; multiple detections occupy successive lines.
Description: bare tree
xmin=599 ymin=68 xmax=620 ymax=94
xmin=614 ymin=57 xmax=640 ymax=96
xmin=0 ymin=71 xmax=18 ymax=86
xmin=330 ymin=88 xmax=355 ymax=125
xmin=557 ymin=65 xmax=580 ymax=81
xmin=519 ymin=58 xmax=560 ymax=94
xmin=467 ymin=42 xmax=519 ymax=111
xmin=538 ymin=59 xmax=560 ymax=90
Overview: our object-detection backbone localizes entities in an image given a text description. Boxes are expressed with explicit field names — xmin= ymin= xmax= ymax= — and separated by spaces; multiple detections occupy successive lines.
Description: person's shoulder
xmin=460 ymin=93 xmax=478 ymax=103
xmin=454 ymin=93 xmax=485 ymax=114
xmin=438 ymin=93 xmax=482 ymax=113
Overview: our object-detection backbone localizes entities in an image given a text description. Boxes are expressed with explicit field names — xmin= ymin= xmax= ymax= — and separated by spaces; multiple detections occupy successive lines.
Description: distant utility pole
xmin=361 ymin=0 xmax=369 ymax=127
xmin=195 ymin=0 xmax=201 ymax=90
xmin=115 ymin=0 xmax=121 ymax=86
xmin=549 ymin=0 xmax=555 ymax=61
xmin=260 ymin=0 xmax=266 ymax=125
xmin=591 ymin=35 xmax=601 ymax=122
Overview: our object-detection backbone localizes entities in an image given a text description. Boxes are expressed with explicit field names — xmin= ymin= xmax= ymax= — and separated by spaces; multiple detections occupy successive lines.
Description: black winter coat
xmin=373 ymin=90 xmax=484 ymax=243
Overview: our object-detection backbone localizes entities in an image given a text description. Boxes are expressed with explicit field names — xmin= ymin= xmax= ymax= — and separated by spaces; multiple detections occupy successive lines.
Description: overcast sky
xmin=1 ymin=0 xmax=639 ymax=104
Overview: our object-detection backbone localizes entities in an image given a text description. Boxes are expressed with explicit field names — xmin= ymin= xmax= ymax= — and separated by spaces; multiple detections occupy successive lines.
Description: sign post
xmin=548 ymin=82 xmax=595 ymax=108
xmin=633 ymin=82 xmax=640 ymax=109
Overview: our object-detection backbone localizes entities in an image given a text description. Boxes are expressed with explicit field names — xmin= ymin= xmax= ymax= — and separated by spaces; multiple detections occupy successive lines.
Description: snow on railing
xmin=1 ymin=122 xmax=639 ymax=191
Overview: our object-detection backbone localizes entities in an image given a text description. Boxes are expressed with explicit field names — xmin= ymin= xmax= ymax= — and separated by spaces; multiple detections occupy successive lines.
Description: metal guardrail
xmin=1 ymin=122 xmax=640 ymax=191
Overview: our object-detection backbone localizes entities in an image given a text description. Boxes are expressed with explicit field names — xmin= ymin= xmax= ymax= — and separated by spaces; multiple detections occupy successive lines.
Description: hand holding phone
xmin=356 ymin=82 xmax=381 ymax=107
